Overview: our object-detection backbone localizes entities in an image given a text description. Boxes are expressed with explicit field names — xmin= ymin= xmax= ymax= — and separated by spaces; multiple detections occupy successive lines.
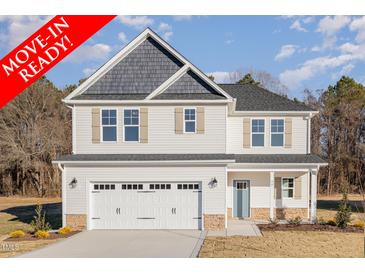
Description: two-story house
xmin=54 ymin=28 xmax=326 ymax=231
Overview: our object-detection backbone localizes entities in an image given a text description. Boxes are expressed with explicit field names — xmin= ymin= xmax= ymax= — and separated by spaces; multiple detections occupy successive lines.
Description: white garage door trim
xmin=87 ymin=181 xmax=203 ymax=230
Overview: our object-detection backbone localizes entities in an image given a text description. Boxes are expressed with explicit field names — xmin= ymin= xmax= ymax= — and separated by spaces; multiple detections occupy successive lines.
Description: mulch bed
xmin=4 ymin=231 xmax=80 ymax=242
xmin=257 ymin=224 xmax=364 ymax=233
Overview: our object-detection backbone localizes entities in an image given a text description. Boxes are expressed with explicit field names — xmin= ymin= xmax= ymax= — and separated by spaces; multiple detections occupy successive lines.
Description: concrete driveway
xmin=19 ymin=230 xmax=206 ymax=258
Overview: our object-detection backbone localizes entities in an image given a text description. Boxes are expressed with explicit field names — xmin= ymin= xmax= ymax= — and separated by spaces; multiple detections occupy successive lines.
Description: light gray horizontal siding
xmin=227 ymin=116 xmax=307 ymax=154
xmin=74 ymin=105 xmax=226 ymax=154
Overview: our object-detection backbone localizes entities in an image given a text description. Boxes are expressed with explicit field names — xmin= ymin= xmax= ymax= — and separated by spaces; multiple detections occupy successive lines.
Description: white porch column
xmin=270 ymin=171 xmax=275 ymax=219
xmin=310 ymin=169 xmax=318 ymax=223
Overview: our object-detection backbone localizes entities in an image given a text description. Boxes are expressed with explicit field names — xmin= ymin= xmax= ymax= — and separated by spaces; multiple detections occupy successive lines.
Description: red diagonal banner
xmin=0 ymin=15 xmax=116 ymax=108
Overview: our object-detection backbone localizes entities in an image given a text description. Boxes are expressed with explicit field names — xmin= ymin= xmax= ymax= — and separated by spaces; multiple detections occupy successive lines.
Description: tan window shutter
xmin=243 ymin=118 xmax=250 ymax=148
xmin=294 ymin=177 xmax=302 ymax=199
xmin=197 ymin=107 xmax=205 ymax=134
xmin=285 ymin=118 xmax=292 ymax=148
xmin=91 ymin=108 xmax=100 ymax=143
xmin=140 ymin=108 xmax=148 ymax=143
xmin=175 ymin=107 xmax=183 ymax=134
xmin=275 ymin=177 xmax=281 ymax=199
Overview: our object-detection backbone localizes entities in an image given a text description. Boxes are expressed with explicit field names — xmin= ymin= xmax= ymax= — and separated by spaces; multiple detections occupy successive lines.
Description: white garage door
xmin=90 ymin=182 xmax=202 ymax=229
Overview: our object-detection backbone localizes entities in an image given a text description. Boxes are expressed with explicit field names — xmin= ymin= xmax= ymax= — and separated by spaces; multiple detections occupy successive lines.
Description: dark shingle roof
xmin=73 ymin=94 xmax=149 ymax=100
xmin=83 ymin=37 xmax=184 ymax=95
xmin=55 ymin=154 xmax=235 ymax=162
xmin=234 ymin=154 xmax=326 ymax=164
xmin=55 ymin=154 xmax=325 ymax=164
xmin=219 ymin=84 xmax=313 ymax=111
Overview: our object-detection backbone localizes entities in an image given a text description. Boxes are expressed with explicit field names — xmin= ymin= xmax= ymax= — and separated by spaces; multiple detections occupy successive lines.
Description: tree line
xmin=0 ymin=74 xmax=364 ymax=197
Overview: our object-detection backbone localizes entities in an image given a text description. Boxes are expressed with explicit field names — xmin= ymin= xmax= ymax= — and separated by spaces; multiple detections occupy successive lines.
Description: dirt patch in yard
xmin=199 ymin=231 xmax=364 ymax=258
xmin=258 ymin=224 xmax=363 ymax=233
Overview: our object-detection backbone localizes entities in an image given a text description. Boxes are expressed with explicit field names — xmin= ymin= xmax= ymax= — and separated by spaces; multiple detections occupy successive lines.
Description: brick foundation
xmin=204 ymin=214 xmax=225 ymax=230
xmin=275 ymin=208 xmax=308 ymax=220
xmin=227 ymin=208 xmax=233 ymax=220
xmin=66 ymin=214 xmax=87 ymax=230
xmin=250 ymin=208 xmax=270 ymax=221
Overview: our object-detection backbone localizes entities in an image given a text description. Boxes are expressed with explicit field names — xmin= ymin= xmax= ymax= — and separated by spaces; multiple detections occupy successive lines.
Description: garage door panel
xmin=91 ymin=182 xmax=202 ymax=229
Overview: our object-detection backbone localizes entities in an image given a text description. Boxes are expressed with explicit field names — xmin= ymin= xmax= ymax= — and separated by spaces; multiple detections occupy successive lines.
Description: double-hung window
xmin=252 ymin=119 xmax=265 ymax=147
xmin=102 ymin=109 xmax=117 ymax=142
xmin=271 ymin=119 xmax=284 ymax=146
xmin=282 ymin=178 xmax=294 ymax=198
xmin=184 ymin=108 xmax=196 ymax=133
xmin=124 ymin=109 xmax=139 ymax=142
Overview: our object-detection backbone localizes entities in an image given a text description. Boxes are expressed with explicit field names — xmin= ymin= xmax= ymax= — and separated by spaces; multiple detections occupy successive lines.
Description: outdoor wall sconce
xmin=69 ymin=178 xmax=77 ymax=189
xmin=208 ymin=177 xmax=218 ymax=188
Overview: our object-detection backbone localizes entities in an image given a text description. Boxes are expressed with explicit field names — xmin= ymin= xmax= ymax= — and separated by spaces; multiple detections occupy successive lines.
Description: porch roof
xmin=234 ymin=154 xmax=326 ymax=164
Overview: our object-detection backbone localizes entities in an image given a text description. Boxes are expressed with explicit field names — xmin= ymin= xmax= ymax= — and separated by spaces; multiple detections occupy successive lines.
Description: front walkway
xmin=19 ymin=230 xmax=207 ymax=258
xmin=207 ymin=220 xmax=262 ymax=237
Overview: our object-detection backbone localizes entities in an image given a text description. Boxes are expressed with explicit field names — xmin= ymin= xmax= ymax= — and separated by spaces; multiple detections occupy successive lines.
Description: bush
xmin=287 ymin=216 xmax=302 ymax=226
xmin=35 ymin=230 xmax=50 ymax=239
xmin=30 ymin=204 xmax=51 ymax=232
xmin=327 ymin=219 xmax=336 ymax=226
xmin=9 ymin=230 xmax=25 ymax=238
xmin=353 ymin=219 xmax=365 ymax=229
xmin=335 ymin=193 xmax=352 ymax=229
xmin=58 ymin=226 xmax=72 ymax=235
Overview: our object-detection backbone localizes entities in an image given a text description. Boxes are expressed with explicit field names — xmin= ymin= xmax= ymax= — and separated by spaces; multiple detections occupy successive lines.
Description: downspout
xmin=57 ymin=163 xmax=66 ymax=227
xmin=65 ymin=104 xmax=75 ymax=154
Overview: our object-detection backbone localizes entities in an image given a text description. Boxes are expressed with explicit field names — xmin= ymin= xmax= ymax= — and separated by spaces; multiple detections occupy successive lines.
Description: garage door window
xmin=94 ymin=184 xmax=115 ymax=190
xmin=177 ymin=183 xmax=200 ymax=190
xmin=121 ymin=184 xmax=143 ymax=190
xmin=149 ymin=184 xmax=171 ymax=190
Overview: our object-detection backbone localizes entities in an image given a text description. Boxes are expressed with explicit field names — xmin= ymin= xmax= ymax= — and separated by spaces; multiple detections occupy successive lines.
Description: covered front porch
xmin=225 ymin=164 xmax=320 ymax=224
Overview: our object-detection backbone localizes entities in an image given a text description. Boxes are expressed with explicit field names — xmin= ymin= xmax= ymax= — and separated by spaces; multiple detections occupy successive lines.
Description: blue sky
xmin=1 ymin=15 xmax=365 ymax=99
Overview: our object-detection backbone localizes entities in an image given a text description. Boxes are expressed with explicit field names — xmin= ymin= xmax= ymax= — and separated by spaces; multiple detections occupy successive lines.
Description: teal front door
xmin=233 ymin=180 xmax=250 ymax=218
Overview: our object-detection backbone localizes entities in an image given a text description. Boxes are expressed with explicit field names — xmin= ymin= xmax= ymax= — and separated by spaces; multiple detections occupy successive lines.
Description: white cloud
xmin=275 ymin=44 xmax=297 ymax=61
xmin=302 ymin=16 xmax=315 ymax=24
xmin=290 ymin=20 xmax=307 ymax=32
xmin=172 ymin=16 xmax=193 ymax=21
xmin=317 ymin=15 xmax=351 ymax=36
xmin=0 ymin=15 xmax=52 ymax=48
xmin=158 ymin=22 xmax=172 ymax=32
xmin=312 ymin=16 xmax=351 ymax=51
xmin=119 ymin=16 xmax=154 ymax=30
xmin=225 ymin=39 xmax=234 ymax=45
xmin=117 ymin=32 xmax=128 ymax=43
xmin=349 ymin=16 xmax=365 ymax=42
xmin=65 ymin=43 xmax=111 ymax=63
xmin=332 ymin=63 xmax=355 ymax=79
xmin=82 ymin=67 xmax=97 ymax=77
xmin=158 ymin=22 xmax=173 ymax=41
xmin=279 ymin=54 xmax=354 ymax=89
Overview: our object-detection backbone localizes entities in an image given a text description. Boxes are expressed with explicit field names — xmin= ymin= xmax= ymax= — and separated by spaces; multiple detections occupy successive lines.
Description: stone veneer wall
xmin=275 ymin=208 xmax=308 ymax=220
xmin=227 ymin=208 xmax=233 ymax=220
xmin=250 ymin=208 xmax=270 ymax=220
xmin=66 ymin=214 xmax=87 ymax=230
xmin=204 ymin=214 xmax=225 ymax=230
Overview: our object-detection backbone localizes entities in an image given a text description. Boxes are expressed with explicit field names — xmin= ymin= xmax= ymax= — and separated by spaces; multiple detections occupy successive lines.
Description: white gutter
xmin=52 ymin=160 xmax=236 ymax=166
xmin=229 ymin=110 xmax=319 ymax=116
xmin=63 ymin=99 xmax=232 ymax=105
